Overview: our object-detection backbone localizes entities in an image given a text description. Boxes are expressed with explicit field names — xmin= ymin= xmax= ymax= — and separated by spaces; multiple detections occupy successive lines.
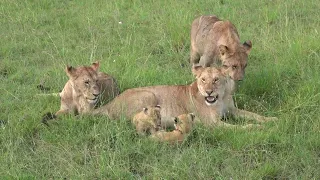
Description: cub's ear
xmin=91 ymin=61 xmax=100 ymax=71
xmin=143 ymin=107 xmax=148 ymax=114
xmin=218 ymin=45 xmax=228 ymax=56
xmin=189 ymin=113 xmax=195 ymax=121
xmin=192 ymin=64 xmax=204 ymax=77
xmin=243 ymin=40 xmax=252 ymax=54
xmin=155 ymin=105 xmax=161 ymax=110
xmin=65 ymin=65 xmax=76 ymax=78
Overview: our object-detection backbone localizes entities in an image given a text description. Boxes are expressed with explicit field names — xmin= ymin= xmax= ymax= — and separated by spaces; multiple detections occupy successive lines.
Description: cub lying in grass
xmin=150 ymin=113 xmax=195 ymax=144
xmin=132 ymin=105 xmax=161 ymax=135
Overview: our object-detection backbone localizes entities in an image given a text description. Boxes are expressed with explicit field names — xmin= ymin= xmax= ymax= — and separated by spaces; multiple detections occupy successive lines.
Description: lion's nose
xmin=206 ymin=90 xmax=213 ymax=95
xmin=238 ymin=73 xmax=244 ymax=81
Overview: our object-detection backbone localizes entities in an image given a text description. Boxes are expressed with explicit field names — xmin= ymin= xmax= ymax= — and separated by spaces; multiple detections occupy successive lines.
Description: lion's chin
xmin=87 ymin=98 xmax=98 ymax=104
xmin=205 ymin=95 xmax=219 ymax=106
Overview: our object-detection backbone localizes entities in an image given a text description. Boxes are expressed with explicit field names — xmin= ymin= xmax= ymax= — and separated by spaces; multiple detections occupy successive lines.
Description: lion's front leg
xmin=190 ymin=49 xmax=201 ymax=65
xmin=215 ymin=120 xmax=261 ymax=129
xmin=199 ymin=54 xmax=214 ymax=67
xmin=89 ymin=106 xmax=109 ymax=116
xmin=203 ymin=114 xmax=260 ymax=129
xmin=232 ymin=108 xmax=278 ymax=123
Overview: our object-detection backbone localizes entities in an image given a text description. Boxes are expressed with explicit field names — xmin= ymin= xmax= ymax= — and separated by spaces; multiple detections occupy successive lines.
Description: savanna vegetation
xmin=0 ymin=0 xmax=319 ymax=178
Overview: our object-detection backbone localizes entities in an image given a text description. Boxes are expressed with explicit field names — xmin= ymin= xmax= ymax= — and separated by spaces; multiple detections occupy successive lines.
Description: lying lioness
xmin=42 ymin=62 xmax=119 ymax=123
xmin=150 ymin=113 xmax=195 ymax=144
xmin=92 ymin=66 xmax=277 ymax=128
xmin=190 ymin=15 xmax=252 ymax=81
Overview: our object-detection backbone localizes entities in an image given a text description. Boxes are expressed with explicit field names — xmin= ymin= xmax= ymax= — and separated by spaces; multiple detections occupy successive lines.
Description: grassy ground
xmin=1 ymin=0 xmax=320 ymax=179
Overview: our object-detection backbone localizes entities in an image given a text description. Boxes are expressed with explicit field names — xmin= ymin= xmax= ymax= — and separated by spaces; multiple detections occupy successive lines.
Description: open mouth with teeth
xmin=205 ymin=95 xmax=219 ymax=104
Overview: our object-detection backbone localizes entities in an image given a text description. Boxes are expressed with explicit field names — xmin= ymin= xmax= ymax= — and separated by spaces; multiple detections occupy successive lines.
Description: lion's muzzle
xmin=205 ymin=94 xmax=219 ymax=105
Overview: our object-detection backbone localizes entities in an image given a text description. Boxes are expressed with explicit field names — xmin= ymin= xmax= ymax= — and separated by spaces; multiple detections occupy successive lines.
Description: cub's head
xmin=219 ymin=40 xmax=252 ymax=81
xmin=136 ymin=105 xmax=161 ymax=126
xmin=192 ymin=65 xmax=228 ymax=106
xmin=173 ymin=113 xmax=195 ymax=134
xmin=65 ymin=62 xmax=101 ymax=104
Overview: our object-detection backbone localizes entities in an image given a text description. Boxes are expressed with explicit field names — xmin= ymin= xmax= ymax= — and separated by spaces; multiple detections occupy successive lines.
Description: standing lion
xmin=190 ymin=15 xmax=252 ymax=81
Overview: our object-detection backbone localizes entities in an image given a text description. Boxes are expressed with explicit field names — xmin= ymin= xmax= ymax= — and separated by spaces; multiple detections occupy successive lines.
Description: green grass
xmin=1 ymin=0 xmax=320 ymax=179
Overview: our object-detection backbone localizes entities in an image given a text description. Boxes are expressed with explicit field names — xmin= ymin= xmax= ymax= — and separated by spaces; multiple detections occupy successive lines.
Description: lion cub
xmin=190 ymin=15 xmax=252 ymax=81
xmin=132 ymin=105 xmax=161 ymax=135
xmin=150 ymin=113 xmax=195 ymax=144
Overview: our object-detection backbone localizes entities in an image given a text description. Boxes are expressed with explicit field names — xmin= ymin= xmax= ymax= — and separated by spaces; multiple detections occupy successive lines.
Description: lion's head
xmin=219 ymin=40 xmax=252 ymax=81
xmin=65 ymin=62 xmax=101 ymax=104
xmin=173 ymin=113 xmax=195 ymax=134
xmin=192 ymin=65 xmax=228 ymax=106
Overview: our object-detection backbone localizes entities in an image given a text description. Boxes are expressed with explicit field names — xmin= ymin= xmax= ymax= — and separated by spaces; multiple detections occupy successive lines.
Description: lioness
xmin=190 ymin=15 xmax=252 ymax=81
xmin=132 ymin=105 xmax=161 ymax=135
xmin=42 ymin=62 xmax=119 ymax=123
xmin=91 ymin=66 xmax=277 ymax=128
xmin=150 ymin=113 xmax=195 ymax=144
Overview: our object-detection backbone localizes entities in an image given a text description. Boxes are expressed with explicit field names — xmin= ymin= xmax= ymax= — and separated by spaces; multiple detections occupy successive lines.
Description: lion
xmin=91 ymin=65 xmax=277 ymax=129
xmin=190 ymin=15 xmax=252 ymax=81
xmin=150 ymin=113 xmax=195 ymax=144
xmin=42 ymin=62 xmax=119 ymax=124
xmin=132 ymin=105 xmax=161 ymax=135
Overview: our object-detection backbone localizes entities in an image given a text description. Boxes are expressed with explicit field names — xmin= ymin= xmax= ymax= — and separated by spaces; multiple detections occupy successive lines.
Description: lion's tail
xmin=41 ymin=112 xmax=57 ymax=126
xmin=35 ymin=93 xmax=60 ymax=97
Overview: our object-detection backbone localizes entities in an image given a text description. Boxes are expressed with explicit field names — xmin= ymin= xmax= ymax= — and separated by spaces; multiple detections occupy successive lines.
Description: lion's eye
xmin=232 ymin=65 xmax=238 ymax=70
xmin=213 ymin=78 xmax=219 ymax=83
xmin=222 ymin=64 xmax=228 ymax=68
xmin=84 ymin=80 xmax=90 ymax=86
xmin=201 ymin=78 xmax=206 ymax=83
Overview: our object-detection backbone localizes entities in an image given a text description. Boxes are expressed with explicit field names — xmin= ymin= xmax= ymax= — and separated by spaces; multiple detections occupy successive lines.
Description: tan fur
xmin=150 ymin=113 xmax=195 ymax=144
xmin=190 ymin=15 xmax=252 ymax=81
xmin=91 ymin=89 xmax=158 ymax=120
xmin=55 ymin=62 xmax=119 ymax=116
xmin=132 ymin=105 xmax=161 ymax=135
xmin=92 ymin=66 xmax=277 ymax=129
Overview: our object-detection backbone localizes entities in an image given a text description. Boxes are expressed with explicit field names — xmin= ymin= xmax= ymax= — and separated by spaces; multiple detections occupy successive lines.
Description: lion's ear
xmin=65 ymin=66 xmax=76 ymax=78
xmin=219 ymin=67 xmax=228 ymax=77
xmin=192 ymin=64 xmax=204 ymax=77
xmin=189 ymin=113 xmax=195 ymax=121
xmin=218 ymin=45 xmax=228 ymax=56
xmin=219 ymin=69 xmax=229 ymax=84
xmin=155 ymin=105 xmax=161 ymax=110
xmin=91 ymin=61 xmax=100 ymax=71
xmin=143 ymin=107 xmax=148 ymax=114
xmin=243 ymin=40 xmax=252 ymax=54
